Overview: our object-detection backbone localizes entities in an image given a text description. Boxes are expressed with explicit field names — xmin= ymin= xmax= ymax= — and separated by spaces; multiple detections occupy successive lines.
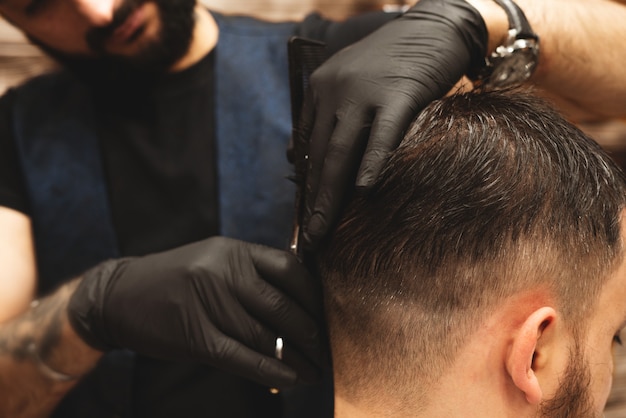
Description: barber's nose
xmin=73 ymin=0 xmax=116 ymax=26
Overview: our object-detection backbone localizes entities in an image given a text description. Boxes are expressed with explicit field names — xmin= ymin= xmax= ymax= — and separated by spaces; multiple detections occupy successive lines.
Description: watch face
xmin=490 ymin=49 xmax=538 ymax=87
xmin=482 ymin=37 xmax=539 ymax=89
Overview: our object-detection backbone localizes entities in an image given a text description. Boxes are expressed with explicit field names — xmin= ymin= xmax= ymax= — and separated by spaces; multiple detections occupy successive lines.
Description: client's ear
xmin=506 ymin=307 xmax=557 ymax=405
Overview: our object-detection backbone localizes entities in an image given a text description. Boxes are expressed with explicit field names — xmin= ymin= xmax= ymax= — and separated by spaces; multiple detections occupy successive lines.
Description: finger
xmin=206 ymin=334 xmax=299 ymax=388
xmin=249 ymin=245 xmax=323 ymax=320
xmin=304 ymin=112 xmax=371 ymax=249
xmin=205 ymin=296 xmax=325 ymax=381
xmin=236 ymin=269 xmax=324 ymax=368
xmin=247 ymin=249 xmax=327 ymax=367
xmin=356 ymin=101 xmax=420 ymax=187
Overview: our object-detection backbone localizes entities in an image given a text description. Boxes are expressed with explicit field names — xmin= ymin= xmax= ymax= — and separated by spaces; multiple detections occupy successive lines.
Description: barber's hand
xmin=67 ymin=237 xmax=324 ymax=388
xmin=301 ymin=0 xmax=487 ymax=249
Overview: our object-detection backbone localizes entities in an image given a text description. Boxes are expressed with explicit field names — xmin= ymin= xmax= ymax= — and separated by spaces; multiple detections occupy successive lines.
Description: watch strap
xmin=467 ymin=0 xmax=539 ymax=84
xmin=493 ymin=0 xmax=537 ymax=40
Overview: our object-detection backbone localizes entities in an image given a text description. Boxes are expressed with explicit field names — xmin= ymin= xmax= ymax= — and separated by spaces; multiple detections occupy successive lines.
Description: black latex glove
xmin=67 ymin=237 xmax=324 ymax=388
xmin=300 ymin=0 xmax=488 ymax=249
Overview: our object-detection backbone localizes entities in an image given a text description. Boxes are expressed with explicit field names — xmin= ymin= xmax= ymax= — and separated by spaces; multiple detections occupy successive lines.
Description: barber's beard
xmin=537 ymin=344 xmax=597 ymax=418
xmin=33 ymin=0 xmax=196 ymax=78
xmin=85 ymin=0 xmax=196 ymax=73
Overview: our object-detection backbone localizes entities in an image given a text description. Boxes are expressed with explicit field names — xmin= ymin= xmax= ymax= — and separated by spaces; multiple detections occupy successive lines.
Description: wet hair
xmin=318 ymin=89 xmax=626 ymax=405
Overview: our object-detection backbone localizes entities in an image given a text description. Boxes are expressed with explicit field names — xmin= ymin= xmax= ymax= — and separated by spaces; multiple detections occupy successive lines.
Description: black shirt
xmin=0 ymin=50 xmax=219 ymax=258
xmin=95 ymin=51 xmax=219 ymax=256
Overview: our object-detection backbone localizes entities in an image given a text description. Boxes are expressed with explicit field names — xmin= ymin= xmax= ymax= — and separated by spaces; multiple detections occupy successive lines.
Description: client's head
xmin=318 ymin=90 xmax=626 ymax=418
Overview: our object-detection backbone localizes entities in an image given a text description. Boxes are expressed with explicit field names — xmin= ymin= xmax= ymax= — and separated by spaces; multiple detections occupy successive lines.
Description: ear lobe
xmin=506 ymin=306 xmax=556 ymax=405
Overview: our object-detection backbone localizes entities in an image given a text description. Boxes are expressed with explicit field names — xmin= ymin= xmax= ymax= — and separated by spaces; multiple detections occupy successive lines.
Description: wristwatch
xmin=471 ymin=0 xmax=539 ymax=89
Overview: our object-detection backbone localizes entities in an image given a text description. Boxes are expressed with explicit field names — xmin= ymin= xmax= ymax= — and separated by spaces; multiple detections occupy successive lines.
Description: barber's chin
xmin=103 ymin=35 xmax=149 ymax=59
xmin=110 ymin=5 xmax=147 ymax=45
xmin=105 ymin=3 xmax=160 ymax=55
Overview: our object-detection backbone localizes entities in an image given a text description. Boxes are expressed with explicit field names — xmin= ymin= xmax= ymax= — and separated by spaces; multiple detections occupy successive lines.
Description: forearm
xmin=522 ymin=0 xmax=626 ymax=120
xmin=0 ymin=278 xmax=103 ymax=417
xmin=470 ymin=0 xmax=626 ymax=121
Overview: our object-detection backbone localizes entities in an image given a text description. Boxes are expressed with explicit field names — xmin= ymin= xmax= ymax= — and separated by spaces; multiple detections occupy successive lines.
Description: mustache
xmin=85 ymin=0 xmax=146 ymax=52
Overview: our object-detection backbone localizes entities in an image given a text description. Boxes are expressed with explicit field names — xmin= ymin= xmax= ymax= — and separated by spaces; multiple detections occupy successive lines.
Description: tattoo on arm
xmin=0 ymin=278 xmax=79 ymax=369
xmin=0 ymin=278 xmax=99 ymax=416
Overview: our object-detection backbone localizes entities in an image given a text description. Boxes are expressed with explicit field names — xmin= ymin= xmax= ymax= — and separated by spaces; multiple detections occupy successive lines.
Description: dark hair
xmin=318 ymin=89 xmax=626 ymax=404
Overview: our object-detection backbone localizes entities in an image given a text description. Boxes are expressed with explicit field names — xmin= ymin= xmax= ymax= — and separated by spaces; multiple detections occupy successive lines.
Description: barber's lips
xmin=110 ymin=7 xmax=146 ymax=45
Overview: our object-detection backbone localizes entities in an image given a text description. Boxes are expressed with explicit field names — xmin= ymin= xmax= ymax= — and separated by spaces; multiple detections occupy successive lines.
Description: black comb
xmin=287 ymin=36 xmax=327 ymax=260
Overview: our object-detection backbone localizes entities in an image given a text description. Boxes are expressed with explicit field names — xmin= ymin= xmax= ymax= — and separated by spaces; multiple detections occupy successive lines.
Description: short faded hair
xmin=318 ymin=90 xmax=626 ymax=406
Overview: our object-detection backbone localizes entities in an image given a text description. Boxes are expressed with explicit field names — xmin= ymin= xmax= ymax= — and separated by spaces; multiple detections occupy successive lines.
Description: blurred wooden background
xmin=0 ymin=0 xmax=625 ymax=415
